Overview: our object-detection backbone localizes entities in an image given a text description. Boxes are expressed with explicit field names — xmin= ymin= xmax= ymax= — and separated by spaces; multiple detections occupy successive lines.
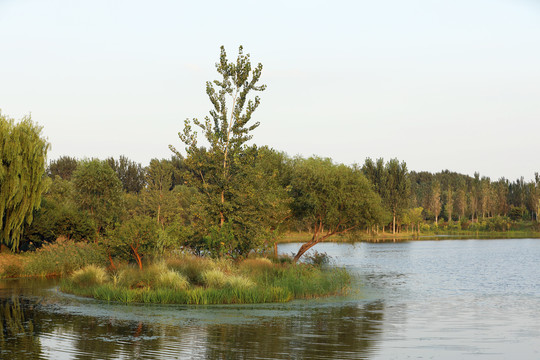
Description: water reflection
xmin=0 ymin=283 xmax=386 ymax=359
xmin=203 ymin=301 xmax=384 ymax=359
xmin=0 ymin=296 xmax=42 ymax=360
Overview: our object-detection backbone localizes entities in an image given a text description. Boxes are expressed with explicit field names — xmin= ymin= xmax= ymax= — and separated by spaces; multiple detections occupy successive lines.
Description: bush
xmin=201 ymin=269 xmax=228 ymax=288
xmin=304 ymin=251 xmax=331 ymax=267
xmin=166 ymin=255 xmax=216 ymax=284
xmin=24 ymin=239 xmax=107 ymax=277
xmin=70 ymin=265 xmax=108 ymax=287
xmin=156 ymin=269 xmax=189 ymax=290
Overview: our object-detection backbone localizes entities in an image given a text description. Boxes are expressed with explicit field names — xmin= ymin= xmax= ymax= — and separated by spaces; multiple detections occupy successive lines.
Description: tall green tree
xmin=444 ymin=185 xmax=454 ymax=222
xmin=429 ymin=180 xmax=442 ymax=225
xmin=385 ymin=159 xmax=410 ymax=233
xmin=71 ymin=159 xmax=124 ymax=235
xmin=363 ymin=158 xmax=409 ymax=234
xmin=141 ymin=159 xmax=175 ymax=227
xmin=171 ymin=45 xmax=266 ymax=228
xmin=0 ymin=112 xmax=50 ymax=251
xmin=291 ymin=157 xmax=383 ymax=261
xmin=169 ymin=46 xmax=287 ymax=258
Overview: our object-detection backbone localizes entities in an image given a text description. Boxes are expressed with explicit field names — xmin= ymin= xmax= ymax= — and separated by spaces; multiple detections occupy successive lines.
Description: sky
xmin=1 ymin=0 xmax=539 ymax=181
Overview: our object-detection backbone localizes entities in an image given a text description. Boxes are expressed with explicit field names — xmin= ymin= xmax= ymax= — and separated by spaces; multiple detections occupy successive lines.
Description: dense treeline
xmin=20 ymin=153 xmax=540 ymax=252
xmin=2 ymin=45 xmax=539 ymax=267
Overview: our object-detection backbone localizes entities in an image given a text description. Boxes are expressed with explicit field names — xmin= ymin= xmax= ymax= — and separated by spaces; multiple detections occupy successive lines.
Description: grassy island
xmin=59 ymin=255 xmax=350 ymax=305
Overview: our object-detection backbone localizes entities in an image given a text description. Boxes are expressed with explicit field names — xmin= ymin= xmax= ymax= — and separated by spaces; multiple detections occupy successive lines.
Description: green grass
xmin=60 ymin=255 xmax=350 ymax=305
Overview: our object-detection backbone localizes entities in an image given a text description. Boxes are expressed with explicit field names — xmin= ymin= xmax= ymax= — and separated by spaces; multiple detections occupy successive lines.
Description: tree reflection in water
xmin=0 ymin=285 xmax=385 ymax=359
xmin=203 ymin=301 xmax=385 ymax=360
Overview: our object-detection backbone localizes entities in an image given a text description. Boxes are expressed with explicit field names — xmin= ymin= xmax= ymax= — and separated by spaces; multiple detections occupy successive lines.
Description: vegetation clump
xmin=60 ymin=255 xmax=350 ymax=305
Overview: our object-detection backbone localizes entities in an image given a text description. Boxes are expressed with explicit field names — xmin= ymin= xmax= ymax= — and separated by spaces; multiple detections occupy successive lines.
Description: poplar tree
xmin=170 ymin=46 xmax=289 ymax=257
xmin=0 ymin=112 xmax=50 ymax=251
xmin=170 ymin=45 xmax=266 ymax=228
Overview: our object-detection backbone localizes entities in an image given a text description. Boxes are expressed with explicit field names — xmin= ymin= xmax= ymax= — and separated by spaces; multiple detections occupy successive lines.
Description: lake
xmin=1 ymin=238 xmax=540 ymax=359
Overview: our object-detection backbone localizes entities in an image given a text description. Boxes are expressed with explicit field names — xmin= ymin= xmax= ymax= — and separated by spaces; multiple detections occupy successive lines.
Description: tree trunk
xmin=131 ymin=245 xmax=143 ymax=270
xmin=392 ymin=212 xmax=396 ymax=234
xmin=220 ymin=190 xmax=225 ymax=227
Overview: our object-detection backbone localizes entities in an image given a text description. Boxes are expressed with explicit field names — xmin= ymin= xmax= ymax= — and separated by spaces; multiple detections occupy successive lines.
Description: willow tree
xmin=0 ymin=112 xmax=50 ymax=251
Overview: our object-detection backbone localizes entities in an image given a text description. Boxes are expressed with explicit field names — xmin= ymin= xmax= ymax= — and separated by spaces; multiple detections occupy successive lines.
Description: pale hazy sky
xmin=1 ymin=0 xmax=539 ymax=181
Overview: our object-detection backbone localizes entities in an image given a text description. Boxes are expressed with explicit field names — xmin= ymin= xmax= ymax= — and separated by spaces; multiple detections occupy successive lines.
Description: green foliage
xmin=201 ymin=269 xmax=228 ymax=288
xmin=170 ymin=46 xmax=289 ymax=258
xmin=304 ymin=251 xmax=331 ymax=267
xmin=47 ymin=156 xmax=78 ymax=180
xmin=61 ymin=255 xmax=350 ymax=304
xmin=71 ymin=159 xmax=124 ymax=234
xmin=106 ymin=155 xmax=146 ymax=193
xmin=0 ymin=112 xmax=50 ymax=251
xmin=24 ymin=239 xmax=107 ymax=277
xmin=509 ymin=206 xmax=527 ymax=221
xmin=363 ymin=158 xmax=410 ymax=233
xmin=106 ymin=215 xmax=160 ymax=268
xmin=23 ymin=197 xmax=96 ymax=249
xmin=290 ymin=157 xmax=384 ymax=260
xmin=70 ymin=265 xmax=108 ymax=287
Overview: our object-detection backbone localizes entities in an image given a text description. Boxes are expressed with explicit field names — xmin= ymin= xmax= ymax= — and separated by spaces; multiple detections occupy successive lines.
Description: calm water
xmin=1 ymin=239 xmax=540 ymax=359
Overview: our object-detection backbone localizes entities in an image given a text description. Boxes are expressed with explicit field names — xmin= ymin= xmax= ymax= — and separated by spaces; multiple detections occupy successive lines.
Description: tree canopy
xmin=290 ymin=157 xmax=384 ymax=261
xmin=0 ymin=112 xmax=50 ymax=251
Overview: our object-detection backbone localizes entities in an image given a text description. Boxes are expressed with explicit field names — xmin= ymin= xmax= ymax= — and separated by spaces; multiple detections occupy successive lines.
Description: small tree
xmin=108 ymin=215 xmax=159 ymax=270
xmin=0 ymin=112 xmax=50 ymax=251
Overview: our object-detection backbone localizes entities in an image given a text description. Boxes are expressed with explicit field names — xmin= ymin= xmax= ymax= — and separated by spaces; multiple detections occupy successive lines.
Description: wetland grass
xmin=60 ymin=254 xmax=350 ymax=305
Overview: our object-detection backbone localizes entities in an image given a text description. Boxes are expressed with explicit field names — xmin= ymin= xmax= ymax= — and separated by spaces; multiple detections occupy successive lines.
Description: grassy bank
xmin=60 ymin=255 xmax=350 ymax=304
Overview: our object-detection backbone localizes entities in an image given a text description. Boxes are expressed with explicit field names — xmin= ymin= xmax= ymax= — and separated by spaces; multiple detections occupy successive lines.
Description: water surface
xmin=2 ymin=239 xmax=540 ymax=359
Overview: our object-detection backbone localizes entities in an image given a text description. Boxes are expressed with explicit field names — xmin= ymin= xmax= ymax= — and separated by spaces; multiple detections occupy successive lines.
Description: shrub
xmin=304 ymin=251 xmax=331 ymax=267
xmin=201 ymin=269 xmax=228 ymax=288
xmin=166 ymin=255 xmax=216 ymax=284
xmin=70 ymin=265 xmax=108 ymax=287
xmin=226 ymin=275 xmax=254 ymax=289
xmin=24 ymin=239 xmax=107 ymax=277
xmin=156 ymin=269 xmax=189 ymax=290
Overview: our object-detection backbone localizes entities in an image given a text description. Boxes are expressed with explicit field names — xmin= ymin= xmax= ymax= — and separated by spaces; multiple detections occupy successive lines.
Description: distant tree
xmin=0 ymin=112 xmax=50 ymax=251
xmin=403 ymin=207 xmax=423 ymax=233
xmin=48 ymin=156 xmax=78 ymax=180
xmin=493 ymin=178 xmax=509 ymax=216
xmin=444 ymin=185 xmax=454 ymax=222
xmin=385 ymin=159 xmax=410 ymax=233
xmin=429 ymin=181 xmax=442 ymax=225
xmin=71 ymin=159 xmax=124 ymax=235
xmin=529 ymin=173 xmax=540 ymax=222
xmin=479 ymin=176 xmax=491 ymax=218
xmin=455 ymin=179 xmax=467 ymax=221
xmin=363 ymin=158 xmax=409 ymax=234
xmin=106 ymin=155 xmax=146 ymax=193
xmin=291 ymin=157 xmax=383 ymax=262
